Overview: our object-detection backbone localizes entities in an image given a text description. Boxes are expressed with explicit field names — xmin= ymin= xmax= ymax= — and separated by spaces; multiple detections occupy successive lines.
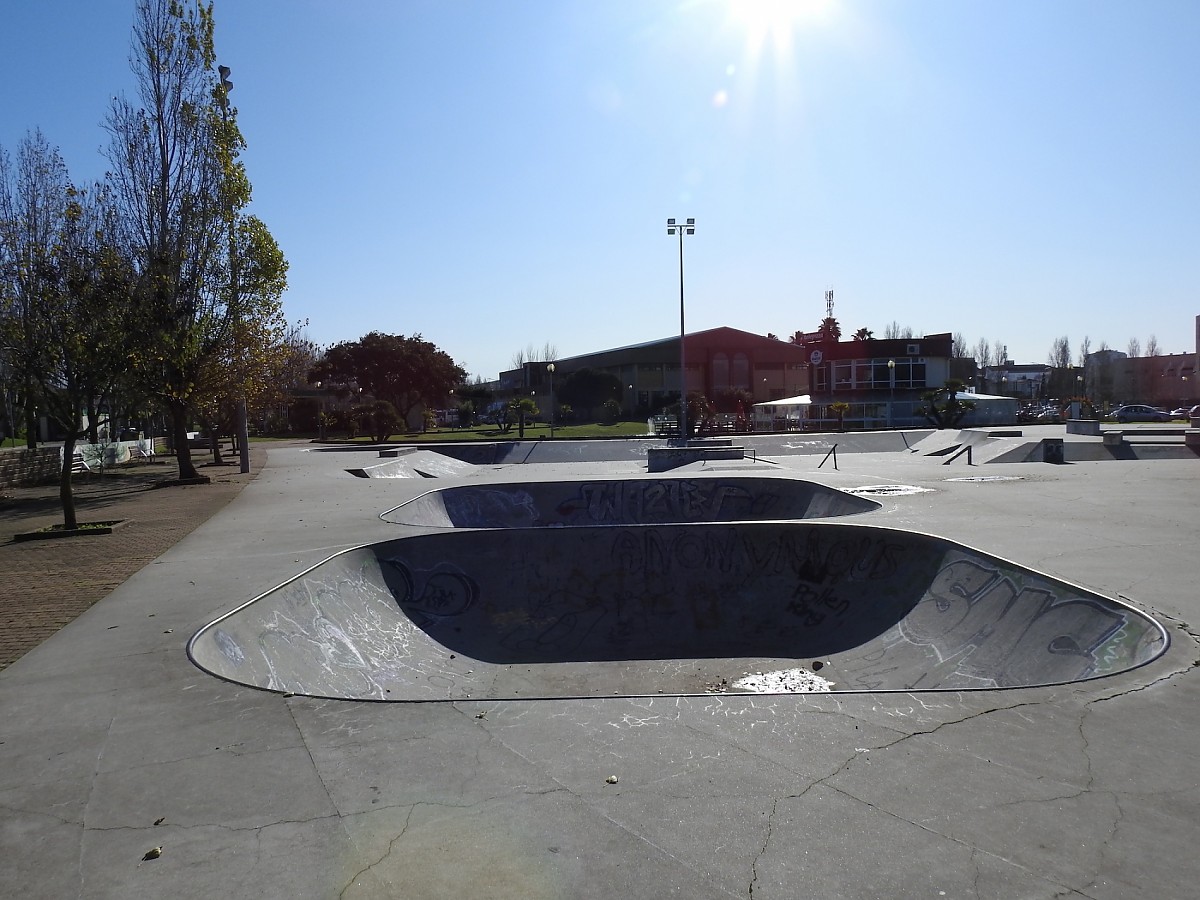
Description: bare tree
xmin=884 ymin=321 xmax=916 ymax=340
xmin=1145 ymin=335 xmax=1160 ymax=357
xmin=952 ymin=332 xmax=969 ymax=358
xmin=1048 ymin=336 xmax=1071 ymax=368
xmin=973 ymin=338 xmax=992 ymax=367
xmin=1127 ymin=337 xmax=1141 ymax=358
xmin=1077 ymin=335 xmax=1091 ymax=366
xmin=511 ymin=342 xmax=559 ymax=368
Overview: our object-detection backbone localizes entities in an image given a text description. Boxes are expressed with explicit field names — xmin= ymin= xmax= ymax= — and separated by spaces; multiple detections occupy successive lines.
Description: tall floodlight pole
xmin=218 ymin=64 xmax=251 ymax=474
xmin=546 ymin=363 xmax=556 ymax=439
xmin=666 ymin=217 xmax=694 ymax=440
xmin=888 ymin=359 xmax=895 ymax=428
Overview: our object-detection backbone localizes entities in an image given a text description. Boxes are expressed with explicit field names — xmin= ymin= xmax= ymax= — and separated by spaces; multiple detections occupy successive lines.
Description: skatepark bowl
xmin=189 ymin=475 xmax=1167 ymax=701
xmin=378 ymin=476 xmax=881 ymax=528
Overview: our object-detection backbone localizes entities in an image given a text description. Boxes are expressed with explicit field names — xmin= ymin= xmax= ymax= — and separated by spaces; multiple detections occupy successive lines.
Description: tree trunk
xmin=60 ymin=435 xmax=78 ymax=530
xmin=169 ymin=401 xmax=199 ymax=480
xmin=86 ymin=396 xmax=100 ymax=444
xmin=207 ymin=423 xmax=224 ymax=465
xmin=24 ymin=383 xmax=37 ymax=449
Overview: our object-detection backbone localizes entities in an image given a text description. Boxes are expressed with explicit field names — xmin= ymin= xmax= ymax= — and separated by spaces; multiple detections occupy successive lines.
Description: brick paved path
xmin=0 ymin=444 xmax=275 ymax=670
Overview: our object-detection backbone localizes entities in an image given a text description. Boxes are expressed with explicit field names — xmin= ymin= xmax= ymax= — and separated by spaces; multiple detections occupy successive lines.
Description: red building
xmin=502 ymin=326 xmax=958 ymax=429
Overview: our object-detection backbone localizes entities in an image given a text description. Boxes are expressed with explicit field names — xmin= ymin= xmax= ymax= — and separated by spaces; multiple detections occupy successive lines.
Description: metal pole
xmin=888 ymin=359 xmax=895 ymax=428
xmin=667 ymin=217 xmax=694 ymax=441
xmin=678 ymin=227 xmax=686 ymax=441
xmin=547 ymin=364 xmax=555 ymax=439
xmin=219 ymin=64 xmax=251 ymax=474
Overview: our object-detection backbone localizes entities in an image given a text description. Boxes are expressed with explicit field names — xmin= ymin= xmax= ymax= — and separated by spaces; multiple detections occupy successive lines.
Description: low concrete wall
xmin=647 ymin=445 xmax=746 ymax=472
xmin=0 ymin=446 xmax=61 ymax=488
xmin=1066 ymin=419 xmax=1101 ymax=436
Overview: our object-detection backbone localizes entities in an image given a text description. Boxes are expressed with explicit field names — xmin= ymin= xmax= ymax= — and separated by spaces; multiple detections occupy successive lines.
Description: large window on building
xmin=731 ymin=353 xmax=750 ymax=390
xmin=829 ymin=356 xmax=928 ymax=391
xmin=710 ymin=353 xmax=730 ymax=392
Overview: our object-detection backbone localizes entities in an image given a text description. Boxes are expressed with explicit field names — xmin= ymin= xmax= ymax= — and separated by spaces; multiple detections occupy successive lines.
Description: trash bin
xmin=1041 ymin=438 xmax=1064 ymax=464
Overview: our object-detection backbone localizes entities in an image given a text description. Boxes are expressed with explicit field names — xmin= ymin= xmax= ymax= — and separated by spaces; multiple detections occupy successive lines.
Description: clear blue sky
xmin=3 ymin=0 xmax=1197 ymax=380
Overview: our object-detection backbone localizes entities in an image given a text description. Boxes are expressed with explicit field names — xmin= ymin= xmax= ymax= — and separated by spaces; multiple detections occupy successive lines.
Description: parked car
xmin=1170 ymin=405 xmax=1200 ymax=418
xmin=1112 ymin=404 xmax=1171 ymax=423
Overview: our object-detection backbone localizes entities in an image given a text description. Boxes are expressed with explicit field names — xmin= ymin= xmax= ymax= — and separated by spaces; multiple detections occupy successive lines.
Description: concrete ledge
xmin=1186 ymin=430 xmax=1200 ymax=448
xmin=647 ymin=445 xmax=746 ymax=472
xmin=1114 ymin=427 xmax=1187 ymax=437
xmin=1066 ymin=419 xmax=1102 ymax=436
xmin=1102 ymin=432 xmax=1125 ymax=446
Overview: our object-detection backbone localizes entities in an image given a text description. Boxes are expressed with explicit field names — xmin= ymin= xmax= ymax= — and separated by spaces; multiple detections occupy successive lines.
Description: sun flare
xmin=725 ymin=0 xmax=836 ymax=55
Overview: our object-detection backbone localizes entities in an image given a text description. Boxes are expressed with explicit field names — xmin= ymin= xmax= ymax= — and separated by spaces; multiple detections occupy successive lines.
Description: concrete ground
xmin=2 ymin=426 xmax=1198 ymax=899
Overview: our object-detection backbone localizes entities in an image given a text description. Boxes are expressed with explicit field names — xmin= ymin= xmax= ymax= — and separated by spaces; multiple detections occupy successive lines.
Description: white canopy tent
xmin=752 ymin=394 xmax=812 ymax=430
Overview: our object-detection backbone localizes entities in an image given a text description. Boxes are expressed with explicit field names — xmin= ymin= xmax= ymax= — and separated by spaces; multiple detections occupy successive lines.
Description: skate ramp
xmin=381 ymin=477 xmax=880 ymax=528
xmin=189 ymin=523 xmax=1167 ymax=700
xmin=347 ymin=449 xmax=475 ymax=479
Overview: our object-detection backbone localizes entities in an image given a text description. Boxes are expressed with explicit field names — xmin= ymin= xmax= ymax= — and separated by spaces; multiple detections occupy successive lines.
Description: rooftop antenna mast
xmin=825 ymin=288 xmax=835 ymax=319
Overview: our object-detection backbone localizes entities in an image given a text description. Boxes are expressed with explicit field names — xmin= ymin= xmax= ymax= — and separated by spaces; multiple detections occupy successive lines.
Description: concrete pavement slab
xmin=2 ymin=433 xmax=1198 ymax=898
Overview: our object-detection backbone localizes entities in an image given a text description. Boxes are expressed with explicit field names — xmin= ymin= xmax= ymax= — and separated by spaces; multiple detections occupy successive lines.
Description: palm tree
xmin=819 ymin=317 xmax=842 ymax=342
xmin=852 ymin=327 xmax=874 ymax=341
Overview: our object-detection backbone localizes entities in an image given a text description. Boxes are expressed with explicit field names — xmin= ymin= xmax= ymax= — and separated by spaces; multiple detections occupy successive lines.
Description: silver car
xmin=1112 ymin=404 xmax=1171 ymax=423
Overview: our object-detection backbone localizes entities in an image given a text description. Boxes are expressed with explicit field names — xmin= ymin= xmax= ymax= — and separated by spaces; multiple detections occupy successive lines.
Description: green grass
xmin=282 ymin=420 xmax=654 ymax=445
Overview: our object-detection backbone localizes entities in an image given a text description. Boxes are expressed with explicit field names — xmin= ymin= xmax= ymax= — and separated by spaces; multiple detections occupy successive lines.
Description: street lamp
xmin=666 ymin=217 xmax=695 ymax=441
xmin=315 ymin=381 xmax=325 ymax=441
xmin=218 ymin=63 xmax=251 ymax=474
xmin=546 ymin=363 xmax=555 ymax=438
xmin=887 ymin=359 xmax=895 ymax=428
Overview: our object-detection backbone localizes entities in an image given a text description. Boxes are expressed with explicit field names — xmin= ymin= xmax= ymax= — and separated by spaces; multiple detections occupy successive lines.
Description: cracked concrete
xmin=2 ymin=435 xmax=1198 ymax=898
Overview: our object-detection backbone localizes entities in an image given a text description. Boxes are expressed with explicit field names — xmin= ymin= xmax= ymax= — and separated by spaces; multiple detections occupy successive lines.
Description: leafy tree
xmin=449 ymin=382 xmax=493 ymax=429
xmin=104 ymin=0 xmax=241 ymax=481
xmin=0 ymin=129 xmax=63 ymax=449
xmin=666 ymin=391 xmax=713 ymax=435
xmin=557 ymin=367 xmax=621 ymax=419
xmin=512 ymin=396 xmax=538 ymax=438
xmin=310 ymin=332 xmax=466 ymax=426
xmin=918 ymin=379 xmax=975 ymax=429
xmin=0 ymin=134 xmax=137 ymax=527
xmin=712 ymin=388 xmax=754 ymax=415
xmin=190 ymin=214 xmax=288 ymax=461
xmin=361 ymin=400 xmax=401 ymax=443
xmin=454 ymin=401 xmax=475 ymax=428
